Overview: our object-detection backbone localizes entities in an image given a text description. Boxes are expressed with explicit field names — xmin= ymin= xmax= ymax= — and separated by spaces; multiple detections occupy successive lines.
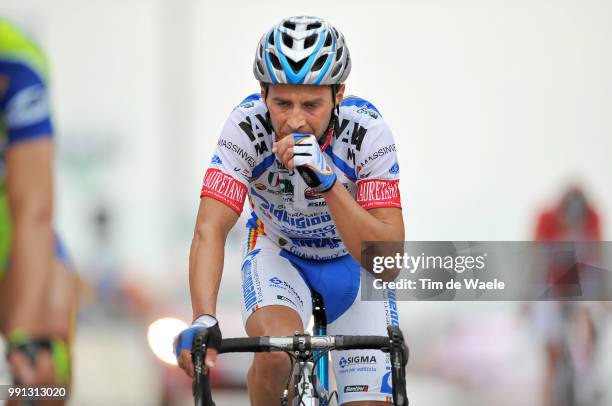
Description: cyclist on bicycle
xmin=0 ymin=18 xmax=76 ymax=392
xmin=176 ymin=16 xmax=404 ymax=405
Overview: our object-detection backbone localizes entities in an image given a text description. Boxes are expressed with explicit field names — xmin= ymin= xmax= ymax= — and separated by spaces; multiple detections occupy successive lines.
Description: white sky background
xmin=3 ymin=0 xmax=612 ymax=274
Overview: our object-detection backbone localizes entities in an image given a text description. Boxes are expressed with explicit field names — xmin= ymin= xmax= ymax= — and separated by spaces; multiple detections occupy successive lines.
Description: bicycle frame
xmin=312 ymin=292 xmax=329 ymax=403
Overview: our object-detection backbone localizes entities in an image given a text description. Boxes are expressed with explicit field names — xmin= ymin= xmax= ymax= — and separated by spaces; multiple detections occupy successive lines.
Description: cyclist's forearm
xmin=189 ymin=226 xmax=226 ymax=319
xmin=323 ymin=181 xmax=404 ymax=261
xmin=6 ymin=215 xmax=54 ymax=334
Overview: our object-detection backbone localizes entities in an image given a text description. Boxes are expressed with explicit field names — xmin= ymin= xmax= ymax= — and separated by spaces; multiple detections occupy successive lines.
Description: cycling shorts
xmin=240 ymin=227 xmax=400 ymax=404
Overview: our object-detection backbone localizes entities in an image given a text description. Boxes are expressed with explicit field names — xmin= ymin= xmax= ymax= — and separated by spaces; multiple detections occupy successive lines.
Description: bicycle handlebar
xmin=193 ymin=328 xmax=408 ymax=406
xmin=218 ymin=334 xmax=390 ymax=354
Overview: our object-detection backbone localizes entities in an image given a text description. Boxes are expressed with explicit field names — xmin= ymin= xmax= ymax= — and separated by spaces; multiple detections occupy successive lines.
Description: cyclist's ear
xmin=260 ymin=82 xmax=269 ymax=101
xmin=335 ymin=84 xmax=345 ymax=107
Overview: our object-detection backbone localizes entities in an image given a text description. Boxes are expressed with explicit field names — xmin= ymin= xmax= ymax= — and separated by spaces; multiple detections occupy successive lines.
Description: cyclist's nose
xmin=286 ymin=112 xmax=307 ymax=134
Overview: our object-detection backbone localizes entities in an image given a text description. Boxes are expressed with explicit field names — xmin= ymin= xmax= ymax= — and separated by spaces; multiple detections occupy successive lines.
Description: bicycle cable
xmin=281 ymin=350 xmax=296 ymax=406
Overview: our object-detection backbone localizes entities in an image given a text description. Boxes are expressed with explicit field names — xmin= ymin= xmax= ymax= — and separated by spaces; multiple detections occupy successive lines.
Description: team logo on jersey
xmin=304 ymin=187 xmax=322 ymax=200
xmin=356 ymin=165 xmax=372 ymax=179
xmin=308 ymin=201 xmax=327 ymax=208
xmin=358 ymin=144 xmax=396 ymax=168
xmin=218 ymin=138 xmax=256 ymax=167
xmin=234 ymin=101 xmax=255 ymax=110
xmin=5 ymin=84 xmax=50 ymax=128
xmin=234 ymin=167 xmax=250 ymax=176
xmin=279 ymin=179 xmax=294 ymax=194
xmin=268 ymin=172 xmax=280 ymax=187
xmin=278 ymin=238 xmax=288 ymax=247
xmin=356 ymin=106 xmax=379 ymax=119
xmin=254 ymin=183 xmax=267 ymax=191
xmin=389 ymin=162 xmax=399 ymax=175
xmin=211 ymin=154 xmax=223 ymax=165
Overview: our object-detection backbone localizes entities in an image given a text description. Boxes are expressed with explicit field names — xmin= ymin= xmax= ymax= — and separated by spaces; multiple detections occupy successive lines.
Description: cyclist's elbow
xmin=194 ymin=221 xmax=229 ymax=243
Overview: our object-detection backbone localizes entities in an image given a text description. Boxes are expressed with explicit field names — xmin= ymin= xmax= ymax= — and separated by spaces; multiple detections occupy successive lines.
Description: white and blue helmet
xmin=253 ymin=16 xmax=351 ymax=85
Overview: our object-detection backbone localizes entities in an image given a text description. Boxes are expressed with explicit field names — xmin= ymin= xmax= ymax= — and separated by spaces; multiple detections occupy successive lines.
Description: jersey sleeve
xmin=0 ymin=61 xmax=53 ymax=145
xmin=199 ymin=109 xmax=256 ymax=216
xmin=354 ymin=118 xmax=402 ymax=210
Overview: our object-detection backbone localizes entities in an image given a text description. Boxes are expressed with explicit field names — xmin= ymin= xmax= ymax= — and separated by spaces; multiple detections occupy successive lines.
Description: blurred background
xmin=1 ymin=0 xmax=612 ymax=405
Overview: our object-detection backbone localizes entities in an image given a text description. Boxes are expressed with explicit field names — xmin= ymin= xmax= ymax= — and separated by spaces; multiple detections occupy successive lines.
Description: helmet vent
xmin=312 ymin=55 xmax=327 ymax=72
xmin=336 ymin=47 xmax=343 ymax=61
xmin=268 ymin=32 xmax=275 ymax=46
xmin=259 ymin=45 xmax=263 ymax=58
xmin=324 ymin=32 xmax=332 ymax=47
xmin=306 ymin=22 xmax=322 ymax=30
xmin=304 ymin=34 xmax=317 ymax=49
xmin=331 ymin=63 xmax=342 ymax=78
xmin=268 ymin=53 xmax=282 ymax=70
xmin=283 ymin=21 xmax=296 ymax=30
xmin=288 ymin=58 xmax=308 ymax=73
xmin=256 ymin=60 xmax=265 ymax=75
xmin=282 ymin=32 xmax=294 ymax=48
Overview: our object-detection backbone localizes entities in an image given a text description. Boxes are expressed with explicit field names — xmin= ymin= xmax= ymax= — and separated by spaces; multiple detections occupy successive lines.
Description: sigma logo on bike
xmin=344 ymin=385 xmax=369 ymax=393
xmin=389 ymin=162 xmax=399 ymax=175
xmin=211 ymin=154 xmax=223 ymax=165
xmin=339 ymin=355 xmax=377 ymax=369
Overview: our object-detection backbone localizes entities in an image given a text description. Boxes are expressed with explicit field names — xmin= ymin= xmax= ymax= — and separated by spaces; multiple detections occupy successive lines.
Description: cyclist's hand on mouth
xmin=272 ymin=132 xmax=298 ymax=171
xmin=174 ymin=315 xmax=222 ymax=378
xmin=273 ymin=132 xmax=337 ymax=193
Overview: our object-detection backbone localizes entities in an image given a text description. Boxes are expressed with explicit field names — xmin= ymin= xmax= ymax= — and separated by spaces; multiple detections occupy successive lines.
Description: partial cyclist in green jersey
xmin=0 ymin=18 xmax=76 ymax=393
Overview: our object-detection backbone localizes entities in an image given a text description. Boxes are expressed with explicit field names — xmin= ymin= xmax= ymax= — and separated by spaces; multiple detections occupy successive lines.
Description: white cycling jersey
xmin=200 ymin=93 xmax=401 ymax=260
